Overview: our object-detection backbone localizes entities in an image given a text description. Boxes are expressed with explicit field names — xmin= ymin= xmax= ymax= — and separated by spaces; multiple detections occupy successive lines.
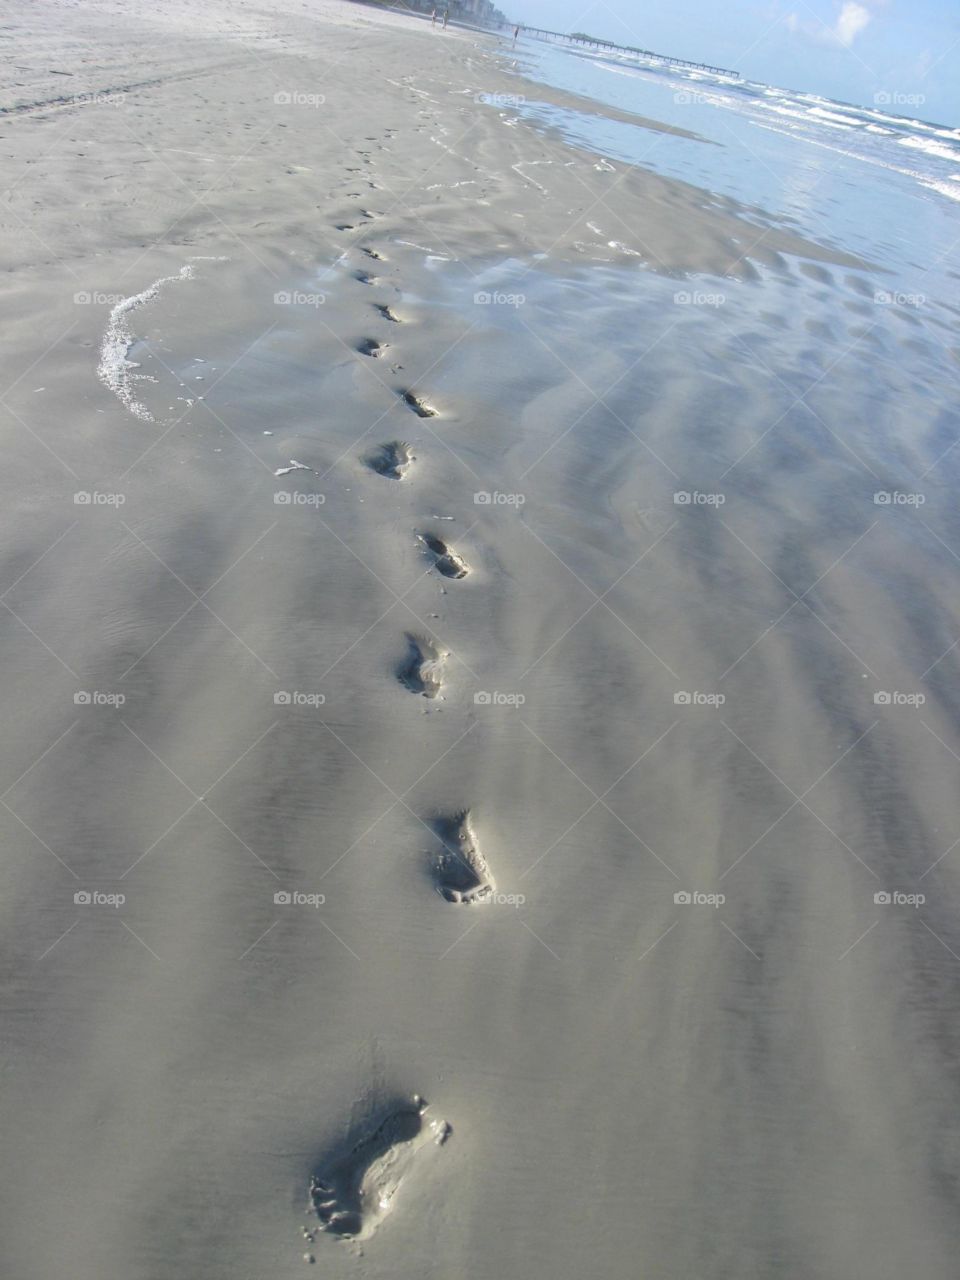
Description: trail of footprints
xmin=303 ymin=198 xmax=505 ymax=1253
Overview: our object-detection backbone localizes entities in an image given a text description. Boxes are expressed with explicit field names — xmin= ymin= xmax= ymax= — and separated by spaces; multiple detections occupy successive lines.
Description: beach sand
xmin=2 ymin=2 xmax=960 ymax=1277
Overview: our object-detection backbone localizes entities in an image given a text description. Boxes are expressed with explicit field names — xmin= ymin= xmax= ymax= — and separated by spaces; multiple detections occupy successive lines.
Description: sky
xmin=509 ymin=1 xmax=960 ymax=124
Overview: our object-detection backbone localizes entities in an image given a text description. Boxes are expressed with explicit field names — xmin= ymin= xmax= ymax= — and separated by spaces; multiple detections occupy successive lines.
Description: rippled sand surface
xmin=1 ymin=2 xmax=959 ymax=1277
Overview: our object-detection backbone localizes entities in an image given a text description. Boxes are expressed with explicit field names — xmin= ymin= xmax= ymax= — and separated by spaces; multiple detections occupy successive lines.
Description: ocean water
xmin=507 ymin=34 xmax=960 ymax=302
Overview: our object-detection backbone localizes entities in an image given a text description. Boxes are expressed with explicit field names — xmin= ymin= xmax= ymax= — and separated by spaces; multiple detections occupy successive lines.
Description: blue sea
xmin=508 ymin=32 xmax=960 ymax=301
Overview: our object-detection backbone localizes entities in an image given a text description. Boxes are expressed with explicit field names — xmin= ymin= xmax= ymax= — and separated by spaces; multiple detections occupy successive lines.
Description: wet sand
xmin=2 ymin=2 xmax=960 ymax=1278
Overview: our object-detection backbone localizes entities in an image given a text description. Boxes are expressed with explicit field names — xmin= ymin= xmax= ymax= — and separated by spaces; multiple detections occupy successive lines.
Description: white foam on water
xmin=900 ymin=135 xmax=959 ymax=163
xmin=98 ymin=265 xmax=195 ymax=422
xmin=594 ymin=62 xmax=643 ymax=80
xmin=760 ymin=102 xmax=849 ymax=129
xmin=864 ymin=109 xmax=927 ymax=128
xmin=921 ymin=178 xmax=960 ymax=202
xmin=607 ymin=240 xmax=642 ymax=257
xmin=97 ymin=258 xmax=227 ymax=422
xmin=751 ymin=120 xmax=960 ymax=204
xmin=806 ymin=106 xmax=860 ymax=127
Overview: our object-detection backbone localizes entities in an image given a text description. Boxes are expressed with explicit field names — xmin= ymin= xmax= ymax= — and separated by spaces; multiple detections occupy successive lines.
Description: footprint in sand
xmin=361 ymin=247 xmax=385 ymax=261
xmin=375 ymin=303 xmax=402 ymax=323
xmin=356 ymin=337 xmax=388 ymax=358
xmin=401 ymin=390 xmax=437 ymax=418
xmin=368 ymin=440 xmax=414 ymax=479
xmin=398 ymin=633 xmax=446 ymax=697
xmin=419 ymin=532 xmax=468 ymax=579
xmin=309 ymin=1096 xmax=450 ymax=1241
xmin=431 ymin=810 xmax=495 ymax=904
xmin=354 ymin=270 xmax=377 ymax=286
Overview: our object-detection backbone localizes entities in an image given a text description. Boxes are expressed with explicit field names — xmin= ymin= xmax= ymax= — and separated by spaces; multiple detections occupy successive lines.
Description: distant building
xmin=455 ymin=0 xmax=508 ymax=25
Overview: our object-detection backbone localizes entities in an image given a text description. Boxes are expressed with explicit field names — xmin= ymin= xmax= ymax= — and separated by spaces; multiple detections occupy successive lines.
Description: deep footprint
xmin=309 ymin=1096 xmax=450 ymax=1241
xmin=368 ymin=440 xmax=414 ymax=479
xmin=401 ymin=390 xmax=437 ymax=418
xmin=356 ymin=337 xmax=387 ymax=358
xmin=398 ymin=633 xmax=446 ymax=697
xmin=354 ymin=270 xmax=376 ymax=285
xmin=361 ymin=247 xmax=385 ymax=261
xmin=375 ymin=303 xmax=402 ymax=323
xmin=419 ymin=532 xmax=468 ymax=579
xmin=432 ymin=811 xmax=495 ymax=904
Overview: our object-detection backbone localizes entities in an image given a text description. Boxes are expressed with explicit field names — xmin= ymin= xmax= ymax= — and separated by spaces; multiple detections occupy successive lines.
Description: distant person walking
xmin=513 ymin=24 xmax=519 ymax=43
xmin=431 ymin=8 xmax=437 ymax=26
xmin=442 ymin=8 xmax=449 ymax=29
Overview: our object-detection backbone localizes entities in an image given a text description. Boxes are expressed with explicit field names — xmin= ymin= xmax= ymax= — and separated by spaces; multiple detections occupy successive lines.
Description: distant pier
xmin=516 ymin=27 xmax=740 ymax=79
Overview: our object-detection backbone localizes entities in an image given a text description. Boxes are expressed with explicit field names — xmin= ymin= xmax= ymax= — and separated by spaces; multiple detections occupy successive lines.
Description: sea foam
xmin=97 ymin=264 xmax=196 ymax=421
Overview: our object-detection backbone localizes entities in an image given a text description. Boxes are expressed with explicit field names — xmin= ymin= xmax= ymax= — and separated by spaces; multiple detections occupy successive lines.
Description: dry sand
xmin=2 ymin=2 xmax=960 ymax=1278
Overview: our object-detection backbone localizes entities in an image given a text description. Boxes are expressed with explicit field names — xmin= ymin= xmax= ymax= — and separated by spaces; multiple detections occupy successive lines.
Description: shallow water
xmin=506 ymin=34 xmax=960 ymax=301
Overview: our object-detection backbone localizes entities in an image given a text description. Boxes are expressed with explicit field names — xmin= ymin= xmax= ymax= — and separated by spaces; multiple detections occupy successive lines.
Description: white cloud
xmin=785 ymin=1 xmax=878 ymax=47
xmin=834 ymin=2 xmax=871 ymax=45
